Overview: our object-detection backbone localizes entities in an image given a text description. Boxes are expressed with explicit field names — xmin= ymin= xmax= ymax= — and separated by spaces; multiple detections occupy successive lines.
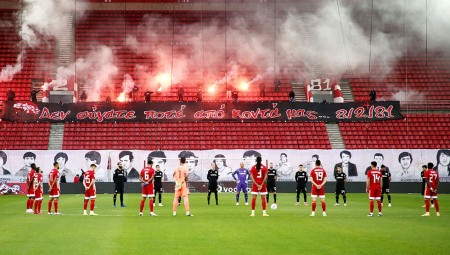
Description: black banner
xmin=2 ymin=101 xmax=403 ymax=122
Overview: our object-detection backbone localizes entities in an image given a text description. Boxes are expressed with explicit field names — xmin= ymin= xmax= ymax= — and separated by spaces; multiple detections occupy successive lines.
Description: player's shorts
xmin=114 ymin=183 xmax=124 ymax=193
xmin=154 ymin=184 xmax=163 ymax=193
xmin=27 ymin=187 xmax=35 ymax=197
xmin=424 ymin=188 xmax=437 ymax=199
xmin=335 ymin=186 xmax=346 ymax=195
xmin=48 ymin=186 xmax=60 ymax=198
xmin=251 ymin=183 xmax=267 ymax=195
xmin=175 ymin=185 xmax=189 ymax=198
xmin=142 ymin=184 xmax=155 ymax=198
xmin=208 ymin=183 xmax=218 ymax=192
xmin=84 ymin=187 xmax=96 ymax=199
xmin=236 ymin=182 xmax=247 ymax=193
xmin=35 ymin=188 xmax=43 ymax=201
xmin=382 ymin=186 xmax=390 ymax=194
xmin=368 ymin=189 xmax=381 ymax=200
xmin=296 ymin=185 xmax=307 ymax=193
xmin=267 ymin=182 xmax=276 ymax=193
xmin=311 ymin=186 xmax=325 ymax=198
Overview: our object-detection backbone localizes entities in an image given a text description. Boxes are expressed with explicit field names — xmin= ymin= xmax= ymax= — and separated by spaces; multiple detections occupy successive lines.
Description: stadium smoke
xmin=0 ymin=0 xmax=87 ymax=83
xmin=2 ymin=0 xmax=449 ymax=99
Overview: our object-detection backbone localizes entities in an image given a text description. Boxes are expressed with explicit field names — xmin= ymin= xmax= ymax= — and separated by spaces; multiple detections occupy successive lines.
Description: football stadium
xmin=0 ymin=0 xmax=449 ymax=254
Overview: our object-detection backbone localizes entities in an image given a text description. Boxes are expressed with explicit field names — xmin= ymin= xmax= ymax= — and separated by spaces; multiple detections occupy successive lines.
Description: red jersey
xmin=27 ymin=170 xmax=35 ymax=188
xmin=367 ymin=169 xmax=382 ymax=190
xmin=424 ymin=169 xmax=439 ymax=190
xmin=48 ymin=168 xmax=60 ymax=188
xmin=250 ymin=165 xmax=268 ymax=185
xmin=140 ymin=167 xmax=155 ymax=183
xmin=33 ymin=173 xmax=43 ymax=190
xmin=310 ymin=167 xmax=327 ymax=186
xmin=83 ymin=170 xmax=95 ymax=187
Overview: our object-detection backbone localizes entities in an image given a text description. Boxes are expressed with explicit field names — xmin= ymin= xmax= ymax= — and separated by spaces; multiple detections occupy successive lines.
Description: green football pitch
xmin=0 ymin=193 xmax=448 ymax=255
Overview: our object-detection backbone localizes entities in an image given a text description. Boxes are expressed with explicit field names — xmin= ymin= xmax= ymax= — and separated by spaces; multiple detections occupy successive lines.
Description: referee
xmin=113 ymin=162 xmax=127 ymax=207
xmin=154 ymin=165 xmax=164 ymax=206
xmin=266 ymin=163 xmax=278 ymax=205
xmin=207 ymin=163 xmax=219 ymax=205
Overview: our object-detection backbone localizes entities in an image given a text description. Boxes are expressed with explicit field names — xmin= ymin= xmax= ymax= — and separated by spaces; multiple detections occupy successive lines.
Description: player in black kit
xmin=154 ymin=165 xmax=164 ymax=206
xmin=334 ymin=166 xmax=347 ymax=206
xmin=113 ymin=162 xmax=127 ymax=207
xmin=295 ymin=164 xmax=308 ymax=205
xmin=207 ymin=163 xmax=219 ymax=205
xmin=380 ymin=165 xmax=392 ymax=207
xmin=266 ymin=163 xmax=278 ymax=205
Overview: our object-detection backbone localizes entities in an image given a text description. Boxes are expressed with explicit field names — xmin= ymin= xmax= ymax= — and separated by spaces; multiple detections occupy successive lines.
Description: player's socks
xmin=266 ymin=194 xmax=269 ymax=203
xmin=321 ymin=201 xmax=326 ymax=212
xmin=425 ymin=199 xmax=430 ymax=212
xmin=158 ymin=193 xmax=162 ymax=204
xmin=433 ymin=199 xmax=439 ymax=212
xmin=113 ymin=194 xmax=117 ymax=206
xmin=120 ymin=193 xmax=124 ymax=205
xmin=273 ymin=194 xmax=277 ymax=204
xmin=312 ymin=201 xmax=317 ymax=212
xmin=207 ymin=193 xmax=211 ymax=205
xmin=261 ymin=196 xmax=267 ymax=210
xmin=84 ymin=210 xmax=88 ymax=215
xmin=244 ymin=193 xmax=248 ymax=203
xmin=250 ymin=210 xmax=255 ymax=216
xmin=377 ymin=200 xmax=382 ymax=212
xmin=140 ymin=199 xmax=145 ymax=213
xmin=343 ymin=195 xmax=347 ymax=204
xmin=303 ymin=192 xmax=307 ymax=203
xmin=251 ymin=197 xmax=256 ymax=210
xmin=335 ymin=195 xmax=339 ymax=204
xmin=431 ymin=199 xmax=434 ymax=205
xmin=54 ymin=200 xmax=58 ymax=213
xmin=369 ymin=200 xmax=374 ymax=213
xmin=48 ymin=200 xmax=52 ymax=213
xmin=84 ymin=199 xmax=89 ymax=210
xmin=173 ymin=197 xmax=178 ymax=211
xmin=39 ymin=200 xmax=43 ymax=214
xmin=388 ymin=195 xmax=391 ymax=204
xmin=236 ymin=194 xmax=239 ymax=203
xmin=214 ymin=191 xmax=218 ymax=205
xmin=183 ymin=196 xmax=190 ymax=212
xmin=90 ymin=199 xmax=95 ymax=211
xmin=380 ymin=195 xmax=384 ymax=204
xmin=149 ymin=199 xmax=154 ymax=212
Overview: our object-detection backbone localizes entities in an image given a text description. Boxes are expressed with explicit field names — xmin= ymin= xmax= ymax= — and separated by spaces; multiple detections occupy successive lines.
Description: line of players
xmin=24 ymin=157 xmax=441 ymax=217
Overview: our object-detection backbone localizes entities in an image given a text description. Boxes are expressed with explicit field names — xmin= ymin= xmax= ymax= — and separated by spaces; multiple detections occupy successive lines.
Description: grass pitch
xmin=0 ymin=193 xmax=448 ymax=255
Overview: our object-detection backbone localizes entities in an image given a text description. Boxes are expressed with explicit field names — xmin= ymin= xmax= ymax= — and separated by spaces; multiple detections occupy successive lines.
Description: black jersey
xmin=381 ymin=171 xmax=391 ymax=187
xmin=113 ymin=168 xmax=127 ymax=184
xmin=267 ymin=168 xmax=277 ymax=184
xmin=207 ymin=169 xmax=219 ymax=184
xmin=334 ymin=172 xmax=347 ymax=187
xmin=154 ymin=170 xmax=163 ymax=186
xmin=295 ymin=171 xmax=308 ymax=186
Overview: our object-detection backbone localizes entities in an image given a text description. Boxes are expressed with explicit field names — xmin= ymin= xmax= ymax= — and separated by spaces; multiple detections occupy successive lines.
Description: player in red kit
xmin=139 ymin=160 xmax=157 ymax=216
xmin=48 ymin=162 xmax=61 ymax=215
xmin=83 ymin=164 xmax=98 ymax=216
xmin=33 ymin=167 xmax=44 ymax=214
xmin=422 ymin=162 xmax=440 ymax=217
xmin=26 ymin=163 xmax=37 ymax=213
xmin=366 ymin=161 xmax=383 ymax=217
xmin=309 ymin=160 xmax=327 ymax=217
xmin=249 ymin=156 xmax=269 ymax=217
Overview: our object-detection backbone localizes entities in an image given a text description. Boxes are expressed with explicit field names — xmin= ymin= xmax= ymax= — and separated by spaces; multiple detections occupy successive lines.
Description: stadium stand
xmin=62 ymin=121 xmax=331 ymax=150
xmin=339 ymin=113 xmax=450 ymax=149
xmin=0 ymin=122 xmax=50 ymax=150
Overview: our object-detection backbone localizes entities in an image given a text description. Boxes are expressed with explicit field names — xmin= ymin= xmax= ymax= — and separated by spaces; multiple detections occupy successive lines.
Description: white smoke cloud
xmin=0 ymin=53 xmax=24 ymax=83
xmin=74 ymin=45 xmax=119 ymax=101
